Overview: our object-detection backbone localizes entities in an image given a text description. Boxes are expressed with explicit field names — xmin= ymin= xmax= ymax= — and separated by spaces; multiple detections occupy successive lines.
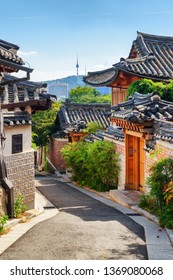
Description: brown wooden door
xmin=139 ymin=138 xmax=145 ymax=191
xmin=125 ymin=134 xmax=145 ymax=191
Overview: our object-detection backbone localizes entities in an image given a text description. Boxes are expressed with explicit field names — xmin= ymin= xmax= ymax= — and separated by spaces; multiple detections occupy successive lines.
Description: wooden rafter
xmin=110 ymin=117 xmax=153 ymax=133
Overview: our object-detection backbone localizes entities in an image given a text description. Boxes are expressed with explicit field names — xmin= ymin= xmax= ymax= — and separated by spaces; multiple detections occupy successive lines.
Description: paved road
xmin=0 ymin=176 xmax=147 ymax=260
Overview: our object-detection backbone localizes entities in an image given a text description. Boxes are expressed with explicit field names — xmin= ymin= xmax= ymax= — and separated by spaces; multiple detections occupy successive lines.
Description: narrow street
xmin=0 ymin=176 xmax=147 ymax=260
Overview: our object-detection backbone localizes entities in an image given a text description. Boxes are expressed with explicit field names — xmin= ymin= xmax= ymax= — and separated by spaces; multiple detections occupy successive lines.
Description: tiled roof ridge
xmin=136 ymin=33 xmax=151 ymax=57
xmin=117 ymin=55 xmax=154 ymax=69
xmin=0 ymin=39 xmax=20 ymax=50
xmin=63 ymin=100 xmax=111 ymax=108
xmin=137 ymin=31 xmax=173 ymax=42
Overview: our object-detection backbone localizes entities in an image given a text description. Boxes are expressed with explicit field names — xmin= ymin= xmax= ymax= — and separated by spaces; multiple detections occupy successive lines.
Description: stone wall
xmin=0 ymin=186 xmax=7 ymax=215
xmin=47 ymin=138 xmax=68 ymax=171
xmin=4 ymin=151 xmax=35 ymax=210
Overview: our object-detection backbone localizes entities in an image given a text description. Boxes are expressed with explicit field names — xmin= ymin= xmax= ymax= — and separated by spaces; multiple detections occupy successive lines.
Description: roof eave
xmin=83 ymin=68 xmax=119 ymax=87
xmin=0 ymin=58 xmax=33 ymax=73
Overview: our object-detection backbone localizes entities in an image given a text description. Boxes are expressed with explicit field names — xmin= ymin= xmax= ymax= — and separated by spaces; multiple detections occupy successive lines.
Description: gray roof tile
xmin=58 ymin=99 xmax=111 ymax=132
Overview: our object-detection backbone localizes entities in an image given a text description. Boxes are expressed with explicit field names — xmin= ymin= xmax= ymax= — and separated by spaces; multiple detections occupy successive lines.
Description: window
xmin=12 ymin=134 xmax=23 ymax=154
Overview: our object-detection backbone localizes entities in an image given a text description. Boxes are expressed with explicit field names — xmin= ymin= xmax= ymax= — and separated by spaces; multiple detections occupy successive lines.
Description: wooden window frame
xmin=12 ymin=134 xmax=23 ymax=154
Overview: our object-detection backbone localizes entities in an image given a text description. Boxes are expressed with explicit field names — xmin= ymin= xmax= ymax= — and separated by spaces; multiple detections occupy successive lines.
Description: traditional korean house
xmin=58 ymin=99 xmax=110 ymax=142
xmin=47 ymin=99 xmax=110 ymax=171
xmin=109 ymin=91 xmax=173 ymax=192
xmin=84 ymin=32 xmax=173 ymax=106
xmin=0 ymin=39 xmax=56 ymax=217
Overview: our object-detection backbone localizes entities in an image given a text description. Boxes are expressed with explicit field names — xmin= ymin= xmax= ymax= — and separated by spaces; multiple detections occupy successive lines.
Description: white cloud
xmin=92 ymin=64 xmax=107 ymax=71
xmin=18 ymin=50 xmax=38 ymax=57
xmin=30 ymin=70 xmax=76 ymax=82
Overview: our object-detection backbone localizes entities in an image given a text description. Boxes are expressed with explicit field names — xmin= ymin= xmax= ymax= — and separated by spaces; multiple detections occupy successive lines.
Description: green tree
xmin=61 ymin=140 xmax=120 ymax=191
xmin=82 ymin=121 xmax=104 ymax=135
xmin=127 ymin=78 xmax=173 ymax=101
xmin=32 ymin=102 xmax=61 ymax=168
xmin=69 ymin=85 xmax=111 ymax=103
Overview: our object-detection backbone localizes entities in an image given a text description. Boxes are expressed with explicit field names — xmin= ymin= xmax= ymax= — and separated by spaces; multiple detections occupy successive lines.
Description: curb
xmin=5 ymin=209 xmax=44 ymax=231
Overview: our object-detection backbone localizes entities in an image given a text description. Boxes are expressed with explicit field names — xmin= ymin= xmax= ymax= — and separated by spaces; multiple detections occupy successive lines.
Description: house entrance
xmin=125 ymin=133 xmax=145 ymax=191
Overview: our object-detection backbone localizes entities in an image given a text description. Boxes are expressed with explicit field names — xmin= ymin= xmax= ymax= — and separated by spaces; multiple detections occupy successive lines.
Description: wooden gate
xmin=125 ymin=132 xmax=145 ymax=191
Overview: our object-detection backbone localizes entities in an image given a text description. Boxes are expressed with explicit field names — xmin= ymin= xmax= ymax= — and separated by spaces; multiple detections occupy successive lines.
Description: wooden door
xmin=125 ymin=134 xmax=145 ymax=191
xmin=139 ymin=138 xmax=145 ymax=191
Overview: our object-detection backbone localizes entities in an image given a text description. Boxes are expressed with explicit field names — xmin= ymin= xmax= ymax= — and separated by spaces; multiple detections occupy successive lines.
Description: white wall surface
xmin=3 ymin=125 xmax=32 ymax=156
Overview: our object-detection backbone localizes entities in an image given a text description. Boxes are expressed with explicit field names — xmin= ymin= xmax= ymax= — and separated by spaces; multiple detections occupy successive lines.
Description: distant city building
xmin=48 ymin=82 xmax=68 ymax=101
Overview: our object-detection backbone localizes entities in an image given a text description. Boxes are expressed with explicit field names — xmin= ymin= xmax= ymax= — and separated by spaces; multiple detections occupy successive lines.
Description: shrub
xmin=158 ymin=204 xmax=173 ymax=229
xmin=14 ymin=193 xmax=27 ymax=218
xmin=138 ymin=194 xmax=158 ymax=215
xmin=61 ymin=140 xmax=120 ymax=192
xmin=0 ymin=213 xmax=8 ymax=234
xmin=139 ymin=157 xmax=173 ymax=229
xmin=147 ymin=158 xmax=173 ymax=209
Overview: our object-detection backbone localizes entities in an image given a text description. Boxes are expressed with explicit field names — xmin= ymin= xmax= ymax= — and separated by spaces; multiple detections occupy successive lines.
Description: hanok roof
xmin=58 ymin=99 xmax=110 ymax=133
xmin=111 ymin=92 xmax=173 ymax=123
xmin=1 ymin=74 xmax=56 ymax=112
xmin=84 ymin=31 xmax=173 ymax=86
xmin=0 ymin=39 xmax=33 ymax=73
xmin=3 ymin=111 xmax=32 ymax=126
xmin=153 ymin=119 xmax=173 ymax=143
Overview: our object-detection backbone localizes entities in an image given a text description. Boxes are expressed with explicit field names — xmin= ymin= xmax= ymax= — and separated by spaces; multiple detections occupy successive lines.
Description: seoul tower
xmin=76 ymin=55 xmax=79 ymax=76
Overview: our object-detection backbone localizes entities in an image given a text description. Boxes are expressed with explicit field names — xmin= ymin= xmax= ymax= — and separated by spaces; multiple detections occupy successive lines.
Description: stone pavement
xmin=0 ymin=171 xmax=173 ymax=259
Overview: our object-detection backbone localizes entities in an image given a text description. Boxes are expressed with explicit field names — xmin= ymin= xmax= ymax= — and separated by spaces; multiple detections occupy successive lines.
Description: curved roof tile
xmin=83 ymin=67 xmax=118 ymax=86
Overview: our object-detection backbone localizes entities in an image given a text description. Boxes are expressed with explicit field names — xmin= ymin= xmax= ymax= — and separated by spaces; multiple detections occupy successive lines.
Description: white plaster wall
xmin=3 ymin=125 xmax=32 ymax=156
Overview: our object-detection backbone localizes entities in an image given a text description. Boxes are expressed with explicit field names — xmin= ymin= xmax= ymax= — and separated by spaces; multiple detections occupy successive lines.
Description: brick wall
xmin=4 ymin=151 xmax=35 ymax=210
xmin=48 ymin=138 xmax=68 ymax=171
xmin=145 ymin=139 xmax=173 ymax=181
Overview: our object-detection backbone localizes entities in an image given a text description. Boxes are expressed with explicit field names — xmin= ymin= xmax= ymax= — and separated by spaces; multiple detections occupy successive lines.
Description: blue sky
xmin=1 ymin=0 xmax=173 ymax=81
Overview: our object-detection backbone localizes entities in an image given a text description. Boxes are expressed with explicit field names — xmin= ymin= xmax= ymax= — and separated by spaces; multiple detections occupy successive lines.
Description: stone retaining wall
xmin=4 ymin=151 xmax=35 ymax=210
